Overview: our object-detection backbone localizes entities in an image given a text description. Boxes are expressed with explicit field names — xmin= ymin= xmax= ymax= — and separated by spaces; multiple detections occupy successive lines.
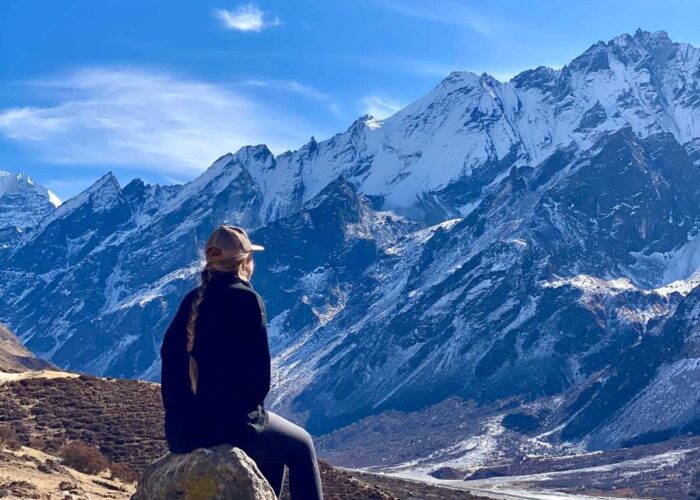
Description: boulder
xmin=132 ymin=445 xmax=276 ymax=500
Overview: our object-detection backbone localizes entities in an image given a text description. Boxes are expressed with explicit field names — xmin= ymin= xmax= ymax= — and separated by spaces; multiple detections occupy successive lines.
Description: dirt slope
xmin=0 ymin=324 xmax=55 ymax=373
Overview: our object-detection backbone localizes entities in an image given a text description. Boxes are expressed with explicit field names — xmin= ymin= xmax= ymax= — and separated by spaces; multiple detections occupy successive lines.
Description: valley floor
xmin=357 ymin=469 xmax=629 ymax=500
xmin=356 ymin=437 xmax=700 ymax=500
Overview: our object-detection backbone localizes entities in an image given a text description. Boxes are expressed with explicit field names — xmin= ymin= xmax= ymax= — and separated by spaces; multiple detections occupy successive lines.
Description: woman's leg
xmin=240 ymin=412 xmax=323 ymax=500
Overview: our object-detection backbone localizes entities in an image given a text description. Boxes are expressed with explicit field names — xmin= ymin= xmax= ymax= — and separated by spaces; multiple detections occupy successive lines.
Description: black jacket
xmin=160 ymin=272 xmax=271 ymax=453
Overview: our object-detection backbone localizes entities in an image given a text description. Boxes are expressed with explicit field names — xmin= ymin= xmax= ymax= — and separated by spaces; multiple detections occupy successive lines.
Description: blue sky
xmin=2 ymin=0 xmax=700 ymax=200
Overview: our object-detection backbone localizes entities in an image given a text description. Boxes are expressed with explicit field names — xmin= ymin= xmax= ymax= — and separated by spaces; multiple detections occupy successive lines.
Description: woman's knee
xmin=284 ymin=424 xmax=316 ymax=460
xmin=266 ymin=413 xmax=317 ymax=461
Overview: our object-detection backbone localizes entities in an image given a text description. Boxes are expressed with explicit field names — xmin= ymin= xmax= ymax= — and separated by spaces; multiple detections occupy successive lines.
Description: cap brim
xmin=250 ymin=244 xmax=265 ymax=252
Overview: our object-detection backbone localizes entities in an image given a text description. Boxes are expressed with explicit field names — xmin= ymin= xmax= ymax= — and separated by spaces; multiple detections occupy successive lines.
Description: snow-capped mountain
xmin=0 ymin=171 xmax=60 ymax=250
xmin=1 ymin=30 xmax=700 ymax=460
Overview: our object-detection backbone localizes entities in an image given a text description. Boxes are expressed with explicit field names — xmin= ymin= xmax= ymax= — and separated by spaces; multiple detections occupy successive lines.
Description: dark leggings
xmin=240 ymin=411 xmax=323 ymax=499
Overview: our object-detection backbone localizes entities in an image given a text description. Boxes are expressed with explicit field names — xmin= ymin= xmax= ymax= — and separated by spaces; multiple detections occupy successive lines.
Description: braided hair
xmin=186 ymin=269 xmax=212 ymax=395
xmin=185 ymin=251 xmax=253 ymax=395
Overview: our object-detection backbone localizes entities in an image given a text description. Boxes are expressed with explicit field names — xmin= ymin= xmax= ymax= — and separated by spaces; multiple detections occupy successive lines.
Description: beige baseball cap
xmin=205 ymin=225 xmax=264 ymax=271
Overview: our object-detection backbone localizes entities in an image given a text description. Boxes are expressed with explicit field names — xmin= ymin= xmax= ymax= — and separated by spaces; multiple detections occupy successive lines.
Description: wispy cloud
xmin=362 ymin=95 xmax=404 ymax=120
xmin=214 ymin=4 xmax=282 ymax=33
xmin=236 ymin=77 xmax=343 ymax=117
xmin=0 ymin=67 xmax=320 ymax=174
xmin=376 ymin=0 xmax=502 ymax=39
xmin=239 ymin=78 xmax=329 ymax=101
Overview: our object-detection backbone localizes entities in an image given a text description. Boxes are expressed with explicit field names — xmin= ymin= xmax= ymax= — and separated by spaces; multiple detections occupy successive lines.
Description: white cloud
xmin=362 ymin=95 xmax=404 ymax=120
xmin=0 ymin=67 xmax=320 ymax=174
xmin=214 ymin=4 xmax=282 ymax=33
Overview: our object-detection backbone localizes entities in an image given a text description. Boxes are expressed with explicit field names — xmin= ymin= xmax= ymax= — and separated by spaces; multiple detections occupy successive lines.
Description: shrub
xmin=0 ymin=425 xmax=21 ymax=450
xmin=109 ymin=462 xmax=139 ymax=483
xmin=61 ymin=442 xmax=109 ymax=474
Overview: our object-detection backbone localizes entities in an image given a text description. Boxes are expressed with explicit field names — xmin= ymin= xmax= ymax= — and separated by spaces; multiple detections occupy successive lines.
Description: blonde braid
xmin=186 ymin=270 xmax=212 ymax=395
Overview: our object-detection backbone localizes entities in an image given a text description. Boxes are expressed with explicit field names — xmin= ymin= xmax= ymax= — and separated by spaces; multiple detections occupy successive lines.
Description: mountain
xmin=0 ymin=171 xmax=60 ymax=250
xmin=1 ymin=29 xmax=700 ymax=469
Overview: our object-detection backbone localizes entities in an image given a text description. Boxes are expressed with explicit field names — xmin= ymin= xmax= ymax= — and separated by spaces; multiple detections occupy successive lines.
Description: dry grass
xmin=0 ymin=375 xmax=166 ymax=471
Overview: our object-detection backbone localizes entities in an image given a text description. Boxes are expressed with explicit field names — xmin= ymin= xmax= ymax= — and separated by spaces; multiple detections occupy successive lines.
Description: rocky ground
xmin=0 ymin=446 xmax=135 ymax=499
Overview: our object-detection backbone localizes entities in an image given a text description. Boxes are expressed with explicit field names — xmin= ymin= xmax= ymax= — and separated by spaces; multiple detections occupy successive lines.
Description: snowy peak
xmin=0 ymin=171 xmax=60 ymax=250
xmin=42 ymin=172 xmax=123 ymax=224
xmin=0 ymin=170 xmax=61 ymax=208
xmin=436 ymin=70 xmax=484 ymax=91
xmin=122 ymin=178 xmax=182 ymax=221
xmin=614 ymin=28 xmax=673 ymax=50
xmin=232 ymin=144 xmax=276 ymax=171
xmin=9 ymin=171 xmax=132 ymax=267
xmin=570 ymin=29 xmax=676 ymax=73
xmin=85 ymin=171 xmax=121 ymax=203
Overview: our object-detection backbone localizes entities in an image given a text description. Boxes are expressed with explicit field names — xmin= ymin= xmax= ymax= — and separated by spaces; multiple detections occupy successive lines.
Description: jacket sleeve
xmin=160 ymin=293 xmax=193 ymax=412
xmin=246 ymin=291 xmax=272 ymax=407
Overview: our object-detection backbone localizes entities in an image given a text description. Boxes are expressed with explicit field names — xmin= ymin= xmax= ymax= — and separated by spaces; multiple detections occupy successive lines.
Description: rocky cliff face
xmin=1 ymin=30 xmax=700 ymax=456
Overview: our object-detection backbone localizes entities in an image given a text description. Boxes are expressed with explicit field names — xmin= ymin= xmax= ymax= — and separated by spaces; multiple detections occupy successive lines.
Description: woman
xmin=160 ymin=224 xmax=323 ymax=499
